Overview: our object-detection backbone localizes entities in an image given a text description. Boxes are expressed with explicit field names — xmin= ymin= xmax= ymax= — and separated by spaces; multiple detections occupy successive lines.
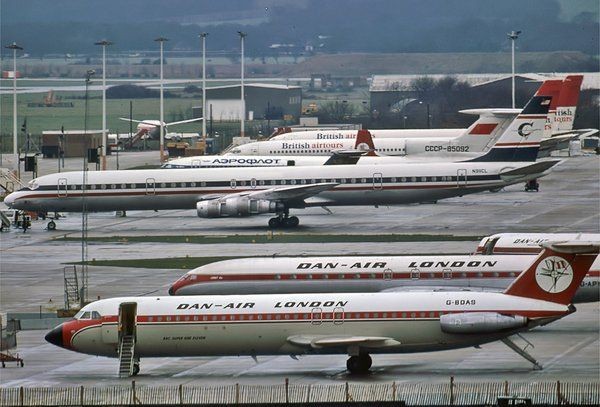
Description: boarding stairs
xmin=0 ymin=168 xmax=25 ymax=195
xmin=124 ymin=129 xmax=148 ymax=149
xmin=63 ymin=266 xmax=80 ymax=310
xmin=118 ymin=335 xmax=136 ymax=378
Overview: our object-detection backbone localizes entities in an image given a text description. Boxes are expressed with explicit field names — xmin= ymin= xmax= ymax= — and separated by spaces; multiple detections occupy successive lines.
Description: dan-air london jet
xmin=168 ymin=251 xmax=599 ymax=303
xmin=5 ymin=95 xmax=558 ymax=229
xmin=45 ymin=241 xmax=598 ymax=376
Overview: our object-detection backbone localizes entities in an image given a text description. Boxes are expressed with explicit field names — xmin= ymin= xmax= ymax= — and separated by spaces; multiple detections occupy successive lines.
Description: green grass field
xmin=56 ymin=233 xmax=482 ymax=244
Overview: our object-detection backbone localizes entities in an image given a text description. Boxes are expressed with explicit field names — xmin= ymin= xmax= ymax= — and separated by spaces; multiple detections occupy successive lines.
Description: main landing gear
xmin=346 ymin=353 xmax=372 ymax=374
xmin=268 ymin=210 xmax=300 ymax=229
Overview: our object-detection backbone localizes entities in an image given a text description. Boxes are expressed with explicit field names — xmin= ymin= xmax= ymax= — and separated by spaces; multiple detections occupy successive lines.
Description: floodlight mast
xmin=200 ymin=33 xmax=209 ymax=148
xmin=507 ymin=30 xmax=521 ymax=109
xmin=94 ymin=40 xmax=113 ymax=170
xmin=238 ymin=31 xmax=247 ymax=137
xmin=5 ymin=42 xmax=23 ymax=174
xmin=154 ymin=37 xmax=169 ymax=162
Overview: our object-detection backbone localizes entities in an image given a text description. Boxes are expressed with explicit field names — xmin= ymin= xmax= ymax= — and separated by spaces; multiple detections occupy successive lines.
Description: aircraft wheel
xmin=268 ymin=217 xmax=281 ymax=229
xmin=282 ymin=216 xmax=299 ymax=228
xmin=47 ymin=221 xmax=56 ymax=231
xmin=346 ymin=354 xmax=372 ymax=374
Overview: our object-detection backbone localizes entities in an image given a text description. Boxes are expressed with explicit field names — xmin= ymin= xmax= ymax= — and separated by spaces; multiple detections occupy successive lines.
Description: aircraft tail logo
xmin=534 ymin=256 xmax=573 ymax=293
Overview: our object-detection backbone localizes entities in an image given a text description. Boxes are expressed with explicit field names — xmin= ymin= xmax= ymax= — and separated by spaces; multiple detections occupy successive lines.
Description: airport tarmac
xmin=0 ymin=153 xmax=598 ymax=387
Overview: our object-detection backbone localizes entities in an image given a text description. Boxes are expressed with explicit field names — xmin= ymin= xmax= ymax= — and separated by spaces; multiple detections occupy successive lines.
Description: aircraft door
xmin=372 ymin=173 xmax=383 ymax=190
xmin=145 ymin=178 xmax=155 ymax=195
xmin=410 ymin=268 xmax=420 ymax=280
xmin=333 ymin=307 xmax=344 ymax=325
xmin=250 ymin=178 xmax=257 ymax=189
xmin=57 ymin=178 xmax=68 ymax=197
xmin=311 ymin=308 xmax=322 ymax=325
xmin=230 ymin=179 xmax=237 ymax=189
xmin=383 ymin=268 xmax=393 ymax=281
xmin=191 ymin=159 xmax=201 ymax=168
xmin=118 ymin=302 xmax=137 ymax=343
xmin=457 ymin=169 xmax=467 ymax=187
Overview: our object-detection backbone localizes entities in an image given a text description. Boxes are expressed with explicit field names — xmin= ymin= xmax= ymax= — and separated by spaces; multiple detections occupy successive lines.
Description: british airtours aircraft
xmin=4 ymin=95 xmax=557 ymax=228
xmin=231 ymin=78 xmax=586 ymax=158
xmin=45 ymin=241 xmax=599 ymax=376
xmin=167 ymin=253 xmax=599 ymax=303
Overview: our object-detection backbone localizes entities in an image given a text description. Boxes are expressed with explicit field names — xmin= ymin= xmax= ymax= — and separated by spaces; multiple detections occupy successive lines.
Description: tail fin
xmin=504 ymin=241 xmax=599 ymax=305
xmin=537 ymin=79 xmax=564 ymax=138
xmin=453 ymin=111 xmax=519 ymax=151
xmin=467 ymin=82 xmax=557 ymax=162
xmin=354 ymin=129 xmax=378 ymax=156
xmin=553 ymin=75 xmax=583 ymax=133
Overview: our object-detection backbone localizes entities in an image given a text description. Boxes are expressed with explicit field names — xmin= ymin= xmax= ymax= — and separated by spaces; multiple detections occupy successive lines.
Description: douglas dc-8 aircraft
xmin=5 ymin=95 xmax=557 ymax=228
xmin=168 ymin=253 xmax=599 ymax=303
xmin=45 ymin=242 xmax=599 ymax=376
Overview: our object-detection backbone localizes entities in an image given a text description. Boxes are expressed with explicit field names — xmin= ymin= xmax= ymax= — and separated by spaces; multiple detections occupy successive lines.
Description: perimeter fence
xmin=0 ymin=379 xmax=598 ymax=406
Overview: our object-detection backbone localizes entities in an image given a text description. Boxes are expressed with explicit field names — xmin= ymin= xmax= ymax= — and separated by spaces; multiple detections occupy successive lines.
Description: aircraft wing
xmin=499 ymin=160 xmax=561 ymax=179
xmin=287 ymin=335 xmax=401 ymax=349
xmin=167 ymin=117 xmax=203 ymax=126
xmin=198 ymin=182 xmax=339 ymax=204
xmin=119 ymin=117 xmax=147 ymax=124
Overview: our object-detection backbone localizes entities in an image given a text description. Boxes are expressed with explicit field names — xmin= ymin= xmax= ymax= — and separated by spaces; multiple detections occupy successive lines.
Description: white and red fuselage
xmin=46 ymin=291 xmax=569 ymax=359
xmin=168 ymin=254 xmax=599 ymax=303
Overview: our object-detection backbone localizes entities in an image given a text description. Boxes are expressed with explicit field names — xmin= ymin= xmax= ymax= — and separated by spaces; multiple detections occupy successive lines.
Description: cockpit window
xmin=91 ymin=311 xmax=101 ymax=320
xmin=80 ymin=311 xmax=91 ymax=319
xmin=27 ymin=179 xmax=39 ymax=190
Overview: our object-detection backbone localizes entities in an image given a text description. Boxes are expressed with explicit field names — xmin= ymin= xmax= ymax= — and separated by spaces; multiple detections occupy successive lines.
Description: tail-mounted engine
xmin=440 ymin=312 xmax=527 ymax=334
xmin=197 ymin=197 xmax=284 ymax=218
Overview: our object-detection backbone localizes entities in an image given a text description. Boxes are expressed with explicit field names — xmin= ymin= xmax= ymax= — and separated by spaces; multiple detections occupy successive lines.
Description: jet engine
xmin=440 ymin=312 xmax=527 ymax=334
xmin=197 ymin=197 xmax=283 ymax=218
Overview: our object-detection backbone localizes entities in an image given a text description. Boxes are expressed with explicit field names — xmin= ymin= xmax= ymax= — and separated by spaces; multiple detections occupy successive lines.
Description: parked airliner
xmin=231 ymin=78 xmax=580 ymax=158
xmin=168 ymin=253 xmax=599 ymax=303
xmin=3 ymin=95 xmax=557 ymax=228
xmin=45 ymin=242 xmax=599 ymax=376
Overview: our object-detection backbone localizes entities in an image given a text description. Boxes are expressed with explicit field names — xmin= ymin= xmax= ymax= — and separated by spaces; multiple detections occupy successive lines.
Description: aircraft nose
xmin=4 ymin=192 xmax=16 ymax=208
xmin=45 ymin=325 xmax=63 ymax=348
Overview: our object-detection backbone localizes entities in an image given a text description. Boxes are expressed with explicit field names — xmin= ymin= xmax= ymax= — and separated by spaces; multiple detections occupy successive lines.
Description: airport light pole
xmin=508 ymin=30 xmax=521 ymax=109
xmin=155 ymin=37 xmax=169 ymax=162
xmin=94 ymin=40 xmax=112 ymax=170
xmin=238 ymin=31 xmax=246 ymax=137
xmin=5 ymin=42 xmax=23 ymax=175
xmin=200 ymin=32 xmax=208 ymax=149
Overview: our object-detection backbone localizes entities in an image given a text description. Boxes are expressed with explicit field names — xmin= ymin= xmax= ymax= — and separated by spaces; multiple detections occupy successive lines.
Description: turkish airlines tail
xmin=504 ymin=242 xmax=599 ymax=305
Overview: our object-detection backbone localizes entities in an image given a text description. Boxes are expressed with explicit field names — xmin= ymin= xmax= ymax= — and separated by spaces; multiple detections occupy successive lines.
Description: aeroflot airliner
xmin=168 ymin=253 xmax=599 ymax=303
xmin=5 ymin=96 xmax=557 ymax=228
xmin=45 ymin=242 xmax=599 ymax=377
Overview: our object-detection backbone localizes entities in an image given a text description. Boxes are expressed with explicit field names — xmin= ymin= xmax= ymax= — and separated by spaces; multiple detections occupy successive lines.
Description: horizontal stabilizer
xmin=288 ymin=335 xmax=400 ymax=349
xmin=323 ymin=150 xmax=366 ymax=165
xmin=459 ymin=108 xmax=521 ymax=117
xmin=499 ymin=160 xmax=560 ymax=177
xmin=540 ymin=241 xmax=600 ymax=255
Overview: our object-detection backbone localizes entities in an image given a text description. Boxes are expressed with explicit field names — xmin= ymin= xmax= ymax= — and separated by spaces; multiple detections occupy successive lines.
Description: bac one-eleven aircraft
xmin=45 ymin=241 xmax=599 ymax=376
xmin=5 ymin=95 xmax=556 ymax=228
